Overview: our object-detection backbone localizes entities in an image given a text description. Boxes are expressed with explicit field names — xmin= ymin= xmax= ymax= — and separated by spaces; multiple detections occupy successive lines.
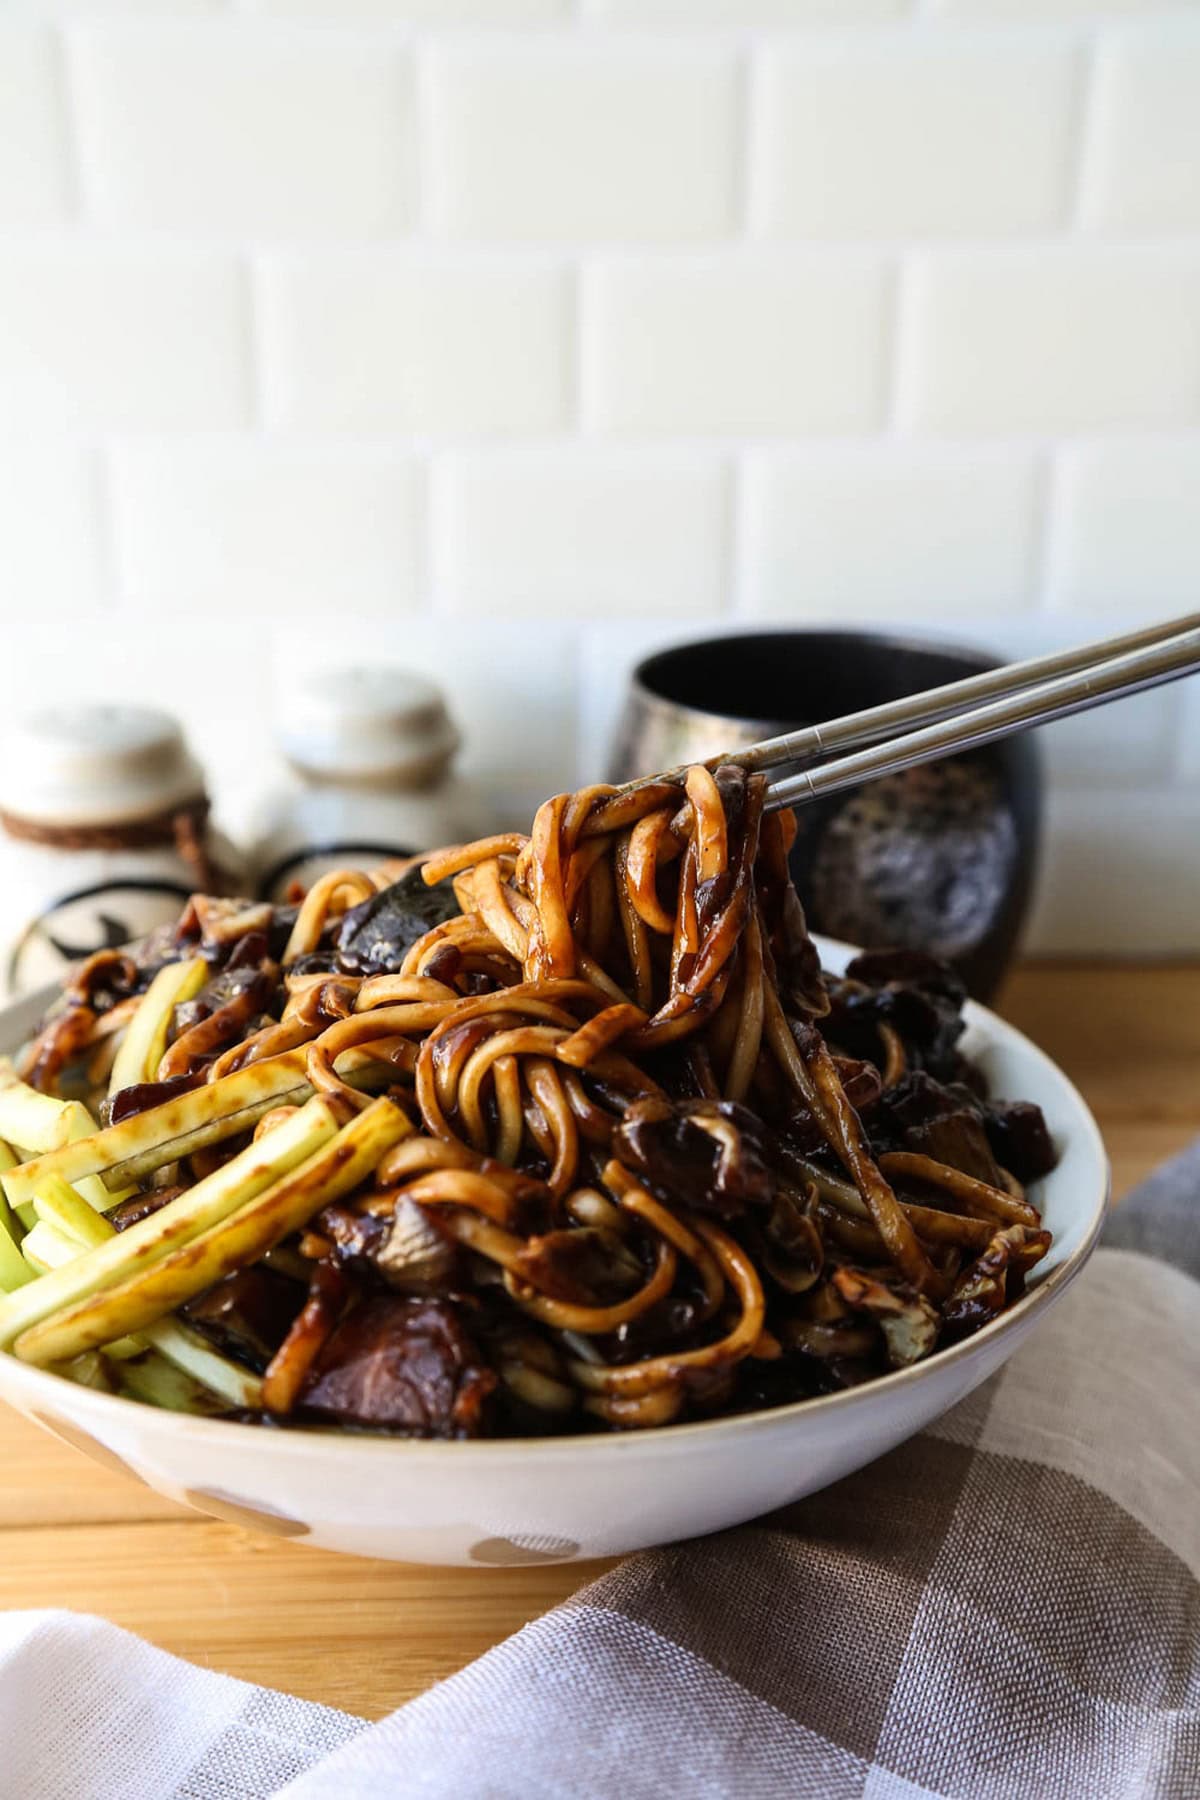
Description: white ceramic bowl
xmin=0 ymin=946 xmax=1108 ymax=1566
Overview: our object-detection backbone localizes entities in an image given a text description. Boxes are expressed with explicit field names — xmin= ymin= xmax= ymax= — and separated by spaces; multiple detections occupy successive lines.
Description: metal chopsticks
xmin=737 ymin=608 xmax=1200 ymax=781
xmin=760 ymin=615 xmax=1200 ymax=812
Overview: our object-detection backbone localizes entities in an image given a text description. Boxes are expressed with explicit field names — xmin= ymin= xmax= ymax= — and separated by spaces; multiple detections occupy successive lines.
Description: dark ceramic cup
xmin=606 ymin=630 xmax=1043 ymax=1001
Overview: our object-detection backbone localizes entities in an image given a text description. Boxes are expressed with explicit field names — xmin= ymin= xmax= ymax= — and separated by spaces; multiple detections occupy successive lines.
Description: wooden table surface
xmin=2 ymin=962 xmax=1196 ymax=1721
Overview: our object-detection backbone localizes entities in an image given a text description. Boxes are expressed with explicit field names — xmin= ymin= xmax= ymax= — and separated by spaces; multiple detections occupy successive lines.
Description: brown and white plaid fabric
xmin=280 ymin=1240 xmax=1200 ymax=1800
xmin=4 ymin=1148 xmax=1198 ymax=1800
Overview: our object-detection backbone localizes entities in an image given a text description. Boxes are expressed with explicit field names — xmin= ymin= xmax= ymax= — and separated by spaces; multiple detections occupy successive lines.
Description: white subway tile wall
xmin=69 ymin=26 xmax=418 ymax=236
xmin=256 ymin=254 xmax=574 ymax=434
xmin=251 ymin=2 xmax=570 ymax=18
xmin=930 ymin=1 xmax=1180 ymax=15
xmin=594 ymin=4 xmax=910 ymax=20
xmin=438 ymin=450 xmax=730 ymax=616
xmin=1053 ymin=440 xmax=1200 ymax=610
xmin=0 ymin=246 xmax=251 ymax=431
xmin=0 ymin=0 xmax=1197 ymax=953
xmin=584 ymin=255 xmax=891 ymax=434
xmin=901 ymin=250 xmax=1200 ymax=434
xmin=0 ymin=25 xmax=71 ymax=225
xmin=1083 ymin=25 xmax=1200 ymax=230
xmin=49 ymin=3 xmax=221 ymax=12
xmin=0 ymin=450 xmax=102 ymax=612
xmin=739 ymin=447 xmax=1043 ymax=618
xmin=753 ymin=36 xmax=1082 ymax=239
xmin=425 ymin=45 xmax=742 ymax=241
xmin=110 ymin=442 xmax=426 ymax=615
xmin=1027 ymin=789 xmax=1200 ymax=954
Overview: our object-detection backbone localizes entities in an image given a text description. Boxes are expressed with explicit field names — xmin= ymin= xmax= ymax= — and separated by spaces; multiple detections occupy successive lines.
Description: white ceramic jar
xmin=0 ymin=706 xmax=243 ymax=998
xmin=250 ymin=668 xmax=480 ymax=903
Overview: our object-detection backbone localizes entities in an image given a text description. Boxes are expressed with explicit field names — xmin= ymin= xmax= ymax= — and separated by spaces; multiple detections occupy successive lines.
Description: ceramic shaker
xmin=0 ymin=705 xmax=242 ymax=997
xmin=250 ymin=668 xmax=478 ymax=903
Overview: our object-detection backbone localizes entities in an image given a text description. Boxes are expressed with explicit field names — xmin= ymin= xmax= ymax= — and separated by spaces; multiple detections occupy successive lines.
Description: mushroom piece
xmin=982 ymin=1099 xmax=1057 ymax=1183
xmin=511 ymin=1226 xmax=646 ymax=1307
xmin=301 ymin=1295 xmax=496 ymax=1437
xmin=772 ymin=1055 xmax=883 ymax=1161
xmin=760 ymin=1188 xmax=824 ymax=1294
xmin=942 ymin=1223 xmax=1052 ymax=1335
xmin=182 ymin=1266 xmax=304 ymax=1373
xmin=778 ymin=1317 xmax=880 ymax=1361
xmin=777 ymin=1277 xmax=879 ymax=1362
xmin=335 ymin=867 xmax=461 ymax=977
xmin=826 ymin=949 xmax=968 ymax=1084
xmin=377 ymin=1198 xmax=458 ymax=1294
xmin=318 ymin=1195 xmax=457 ymax=1295
xmin=613 ymin=1096 xmax=773 ymax=1218
xmin=832 ymin=1266 xmax=940 ymax=1367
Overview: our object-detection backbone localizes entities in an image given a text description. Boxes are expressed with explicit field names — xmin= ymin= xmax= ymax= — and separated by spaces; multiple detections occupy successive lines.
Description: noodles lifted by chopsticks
xmin=1 ymin=767 xmax=1057 ymax=1436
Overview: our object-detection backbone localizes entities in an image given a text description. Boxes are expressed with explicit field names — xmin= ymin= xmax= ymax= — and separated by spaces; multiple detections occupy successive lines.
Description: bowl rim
xmin=0 ymin=957 xmax=1110 ymax=1465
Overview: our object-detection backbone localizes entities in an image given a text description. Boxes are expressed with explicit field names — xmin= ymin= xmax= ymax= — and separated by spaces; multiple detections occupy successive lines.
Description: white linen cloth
xmin=2 ymin=1141 xmax=1198 ymax=1800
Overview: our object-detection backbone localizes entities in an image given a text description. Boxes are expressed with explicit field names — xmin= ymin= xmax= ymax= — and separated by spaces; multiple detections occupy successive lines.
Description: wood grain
xmin=2 ymin=963 xmax=1196 ymax=1720
xmin=0 ymin=1508 xmax=616 ymax=1714
xmin=998 ymin=962 xmax=1200 ymax=1200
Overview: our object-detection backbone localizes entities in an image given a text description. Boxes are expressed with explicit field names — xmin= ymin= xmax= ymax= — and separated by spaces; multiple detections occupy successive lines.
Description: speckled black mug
xmin=606 ymin=630 xmax=1043 ymax=1002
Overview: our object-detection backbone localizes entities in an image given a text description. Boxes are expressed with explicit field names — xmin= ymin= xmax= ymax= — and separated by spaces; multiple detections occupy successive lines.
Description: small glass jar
xmin=250 ymin=668 xmax=479 ymax=903
xmin=0 ymin=705 xmax=244 ymax=998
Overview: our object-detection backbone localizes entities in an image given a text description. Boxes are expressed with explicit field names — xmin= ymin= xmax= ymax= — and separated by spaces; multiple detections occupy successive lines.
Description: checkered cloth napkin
xmin=3 ymin=1144 xmax=1198 ymax=1800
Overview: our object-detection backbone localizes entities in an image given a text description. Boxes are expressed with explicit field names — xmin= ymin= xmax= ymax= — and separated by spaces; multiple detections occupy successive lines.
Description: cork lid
xmin=279 ymin=667 xmax=461 ymax=787
xmin=0 ymin=704 xmax=207 ymax=828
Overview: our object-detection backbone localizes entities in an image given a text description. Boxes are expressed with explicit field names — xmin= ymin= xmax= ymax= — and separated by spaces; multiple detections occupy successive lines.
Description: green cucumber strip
xmin=0 ymin=1097 xmax=339 ymax=1350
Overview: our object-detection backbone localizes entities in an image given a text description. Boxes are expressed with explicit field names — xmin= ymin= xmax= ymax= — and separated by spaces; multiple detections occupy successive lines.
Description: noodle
xmin=4 ymin=763 xmax=1057 ymax=1438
